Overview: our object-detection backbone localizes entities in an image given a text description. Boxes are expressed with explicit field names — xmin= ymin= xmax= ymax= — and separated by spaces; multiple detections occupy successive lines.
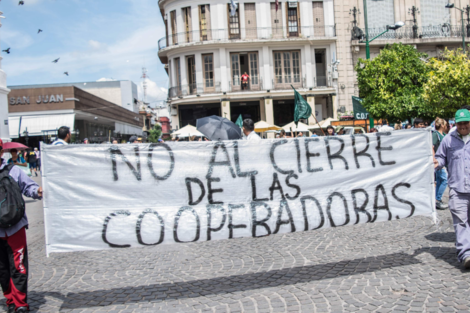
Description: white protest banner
xmin=41 ymin=129 xmax=436 ymax=255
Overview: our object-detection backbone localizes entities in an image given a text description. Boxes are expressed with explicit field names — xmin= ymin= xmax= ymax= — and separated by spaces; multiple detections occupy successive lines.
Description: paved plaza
xmin=2 ymin=177 xmax=469 ymax=313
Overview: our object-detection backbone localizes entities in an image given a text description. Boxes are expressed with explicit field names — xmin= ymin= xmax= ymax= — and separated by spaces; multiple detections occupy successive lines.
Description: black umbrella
xmin=196 ymin=115 xmax=242 ymax=141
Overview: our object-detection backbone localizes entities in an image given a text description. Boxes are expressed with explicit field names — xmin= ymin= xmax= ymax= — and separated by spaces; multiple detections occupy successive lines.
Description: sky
xmin=0 ymin=0 xmax=169 ymax=105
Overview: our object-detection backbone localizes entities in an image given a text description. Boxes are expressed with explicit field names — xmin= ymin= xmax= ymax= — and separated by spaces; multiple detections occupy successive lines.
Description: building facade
xmin=158 ymin=0 xmax=340 ymax=130
xmin=8 ymin=86 xmax=143 ymax=146
xmin=335 ymin=0 xmax=469 ymax=112
xmin=9 ymin=80 xmax=139 ymax=113
xmin=0 ymin=11 xmax=10 ymax=143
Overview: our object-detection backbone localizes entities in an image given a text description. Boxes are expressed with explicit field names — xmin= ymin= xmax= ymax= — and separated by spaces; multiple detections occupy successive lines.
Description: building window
xmin=199 ymin=5 xmax=211 ymax=41
xmin=231 ymin=54 xmax=241 ymax=86
xmin=175 ymin=57 xmax=182 ymax=95
xmin=286 ymin=2 xmax=300 ymax=37
xmin=228 ymin=3 xmax=241 ymax=39
xmin=273 ymin=51 xmax=301 ymax=89
xmin=230 ymin=52 xmax=260 ymax=91
xmin=249 ymin=53 xmax=259 ymax=86
xmin=182 ymin=7 xmax=192 ymax=43
xmin=186 ymin=56 xmax=196 ymax=94
xmin=170 ymin=10 xmax=177 ymax=44
xmin=203 ymin=54 xmax=214 ymax=92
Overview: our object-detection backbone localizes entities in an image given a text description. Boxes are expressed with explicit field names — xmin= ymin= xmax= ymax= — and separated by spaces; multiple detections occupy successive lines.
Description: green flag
xmin=235 ymin=114 xmax=243 ymax=128
xmin=293 ymin=86 xmax=312 ymax=126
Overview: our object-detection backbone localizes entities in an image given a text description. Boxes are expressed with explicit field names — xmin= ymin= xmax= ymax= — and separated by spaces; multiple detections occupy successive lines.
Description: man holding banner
xmin=0 ymin=139 xmax=43 ymax=312
xmin=434 ymin=109 xmax=470 ymax=269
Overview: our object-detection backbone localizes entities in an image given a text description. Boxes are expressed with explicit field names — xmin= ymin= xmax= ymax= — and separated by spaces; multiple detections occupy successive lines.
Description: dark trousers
xmin=0 ymin=227 xmax=28 ymax=309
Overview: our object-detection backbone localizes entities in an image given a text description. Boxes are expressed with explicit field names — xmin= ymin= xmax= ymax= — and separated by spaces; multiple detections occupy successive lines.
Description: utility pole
xmin=141 ymin=67 xmax=149 ymax=103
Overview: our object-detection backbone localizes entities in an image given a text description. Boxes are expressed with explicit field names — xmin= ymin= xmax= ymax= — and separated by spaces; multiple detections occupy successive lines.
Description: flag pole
xmin=311 ymin=113 xmax=326 ymax=136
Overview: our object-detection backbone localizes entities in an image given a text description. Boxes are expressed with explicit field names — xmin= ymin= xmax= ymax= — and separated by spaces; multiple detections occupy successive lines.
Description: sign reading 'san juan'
xmin=41 ymin=130 xmax=436 ymax=255
xmin=9 ymin=94 xmax=64 ymax=105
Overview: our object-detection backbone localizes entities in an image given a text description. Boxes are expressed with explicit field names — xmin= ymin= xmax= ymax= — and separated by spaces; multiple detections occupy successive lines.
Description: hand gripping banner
xmin=41 ymin=129 xmax=436 ymax=255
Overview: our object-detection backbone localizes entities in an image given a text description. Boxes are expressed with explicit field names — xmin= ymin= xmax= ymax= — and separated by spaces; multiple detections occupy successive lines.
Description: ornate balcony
xmin=351 ymin=24 xmax=469 ymax=41
xmin=159 ymin=25 xmax=336 ymax=51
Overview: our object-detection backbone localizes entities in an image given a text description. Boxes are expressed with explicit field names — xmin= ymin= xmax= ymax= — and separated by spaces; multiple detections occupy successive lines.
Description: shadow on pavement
xmin=25 ymin=252 xmax=423 ymax=311
xmin=424 ymin=232 xmax=456 ymax=243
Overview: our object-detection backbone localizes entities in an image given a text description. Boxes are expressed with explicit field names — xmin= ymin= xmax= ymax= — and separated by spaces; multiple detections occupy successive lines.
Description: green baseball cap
xmin=455 ymin=109 xmax=470 ymax=123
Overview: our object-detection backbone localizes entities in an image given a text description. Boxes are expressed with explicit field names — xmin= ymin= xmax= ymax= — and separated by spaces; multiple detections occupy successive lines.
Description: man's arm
xmin=11 ymin=166 xmax=42 ymax=199
xmin=434 ymin=136 xmax=448 ymax=170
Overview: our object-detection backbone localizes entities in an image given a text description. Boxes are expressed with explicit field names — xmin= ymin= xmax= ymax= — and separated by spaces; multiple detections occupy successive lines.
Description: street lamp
xmin=445 ymin=3 xmax=466 ymax=52
xmin=22 ymin=127 xmax=29 ymax=146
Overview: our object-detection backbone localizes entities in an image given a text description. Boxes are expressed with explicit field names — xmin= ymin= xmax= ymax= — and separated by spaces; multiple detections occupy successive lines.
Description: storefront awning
xmin=8 ymin=114 xmax=75 ymax=139
xmin=115 ymin=122 xmax=142 ymax=136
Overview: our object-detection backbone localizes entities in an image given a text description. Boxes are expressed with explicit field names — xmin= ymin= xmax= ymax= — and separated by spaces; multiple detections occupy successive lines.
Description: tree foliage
xmin=423 ymin=49 xmax=470 ymax=117
xmin=355 ymin=43 xmax=431 ymax=121
xmin=148 ymin=124 xmax=162 ymax=143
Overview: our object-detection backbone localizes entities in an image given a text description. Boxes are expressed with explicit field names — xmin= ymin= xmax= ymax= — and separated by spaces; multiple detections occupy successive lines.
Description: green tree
xmin=148 ymin=124 xmax=162 ymax=143
xmin=355 ymin=43 xmax=431 ymax=121
xmin=423 ymin=49 xmax=470 ymax=117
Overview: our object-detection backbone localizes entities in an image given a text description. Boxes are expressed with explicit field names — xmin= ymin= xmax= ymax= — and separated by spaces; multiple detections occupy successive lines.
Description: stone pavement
xmin=2 ymin=177 xmax=469 ymax=313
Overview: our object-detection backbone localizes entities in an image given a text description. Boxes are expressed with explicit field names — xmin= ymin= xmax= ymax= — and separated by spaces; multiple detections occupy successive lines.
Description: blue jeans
xmin=436 ymin=168 xmax=448 ymax=201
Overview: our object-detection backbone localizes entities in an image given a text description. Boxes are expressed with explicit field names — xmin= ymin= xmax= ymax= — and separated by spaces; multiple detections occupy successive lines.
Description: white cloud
xmin=88 ymin=40 xmax=108 ymax=52
xmin=138 ymin=78 xmax=168 ymax=103
xmin=1 ymin=29 xmax=33 ymax=50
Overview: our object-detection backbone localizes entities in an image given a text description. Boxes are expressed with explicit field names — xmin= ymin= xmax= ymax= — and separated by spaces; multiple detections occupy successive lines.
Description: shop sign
xmin=10 ymin=94 xmax=65 ymax=105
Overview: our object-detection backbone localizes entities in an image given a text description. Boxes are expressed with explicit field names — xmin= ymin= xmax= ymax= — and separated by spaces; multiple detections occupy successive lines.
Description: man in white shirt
xmin=52 ymin=126 xmax=71 ymax=145
xmin=242 ymin=119 xmax=261 ymax=141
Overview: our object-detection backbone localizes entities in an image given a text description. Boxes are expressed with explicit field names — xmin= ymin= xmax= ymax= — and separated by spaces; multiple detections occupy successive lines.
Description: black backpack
xmin=0 ymin=164 xmax=25 ymax=228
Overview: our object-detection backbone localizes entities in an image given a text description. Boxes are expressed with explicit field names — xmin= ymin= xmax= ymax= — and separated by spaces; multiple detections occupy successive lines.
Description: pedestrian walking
xmin=52 ymin=126 xmax=71 ymax=146
xmin=0 ymin=139 xmax=43 ymax=312
xmin=34 ymin=148 xmax=40 ymax=172
xmin=7 ymin=149 xmax=26 ymax=168
xmin=25 ymin=150 xmax=38 ymax=177
xmin=434 ymin=109 xmax=470 ymax=269
xmin=433 ymin=117 xmax=448 ymax=210
xmin=242 ymin=119 xmax=261 ymax=141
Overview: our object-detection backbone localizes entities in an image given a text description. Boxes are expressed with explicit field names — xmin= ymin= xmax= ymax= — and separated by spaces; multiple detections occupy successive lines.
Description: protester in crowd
xmin=112 ymin=138 xmax=118 ymax=144
xmin=433 ymin=117 xmax=449 ymax=210
xmin=129 ymin=136 xmax=139 ymax=144
xmin=369 ymin=128 xmax=378 ymax=133
xmin=394 ymin=123 xmax=402 ymax=131
xmin=242 ymin=119 xmax=261 ymax=141
xmin=279 ymin=129 xmax=289 ymax=139
xmin=0 ymin=139 xmax=43 ymax=313
xmin=413 ymin=118 xmax=425 ymax=128
xmin=275 ymin=134 xmax=280 ymax=138
xmin=406 ymin=124 xmax=412 ymax=129
xmin=34 ymin=148 xmax=41 ymax=172
xmin=326 ymin=126 xmax=336 ymax=136
xmin=7 ymin=149 xmax=27 ymax=168
xmin=310 ymin=131 xmax=318 ymax=138
xmin=25 ymin=149 xmax=38 ymax=177
xmin=297 ymin=132 xmax=304 ymax=137
xmin=378 ymin=120 xmax=394 ymax=132
xmin=52 ymin=126 xmax=71 ymax=145
xmin=434 ymin=109 xmax=470 ymax=269
xmin=83 ymin=138 xmax=89 ymax=144
xmin=241 ymin=72 xmax=250 ymax=90
xmin=336 ymin=127 xmax=344 ymax=135
xmin=449 ymin=105 xmax=470 ymax=134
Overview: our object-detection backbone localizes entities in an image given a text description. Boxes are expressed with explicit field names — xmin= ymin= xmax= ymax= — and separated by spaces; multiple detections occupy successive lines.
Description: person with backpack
xmin=26 ymin=150 xmax=38 ymax=177
xmin=433 ymin=117 xmax=449 ymax=210
xmin=0 ymin=139 xmax=43 ymax=313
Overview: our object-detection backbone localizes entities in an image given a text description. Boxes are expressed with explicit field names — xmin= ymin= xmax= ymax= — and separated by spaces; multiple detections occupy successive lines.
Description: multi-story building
xmin=158 ymin=0 xmax=340 ymax=130
xmin=335 ymin=0 xmax=469 ymax=112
